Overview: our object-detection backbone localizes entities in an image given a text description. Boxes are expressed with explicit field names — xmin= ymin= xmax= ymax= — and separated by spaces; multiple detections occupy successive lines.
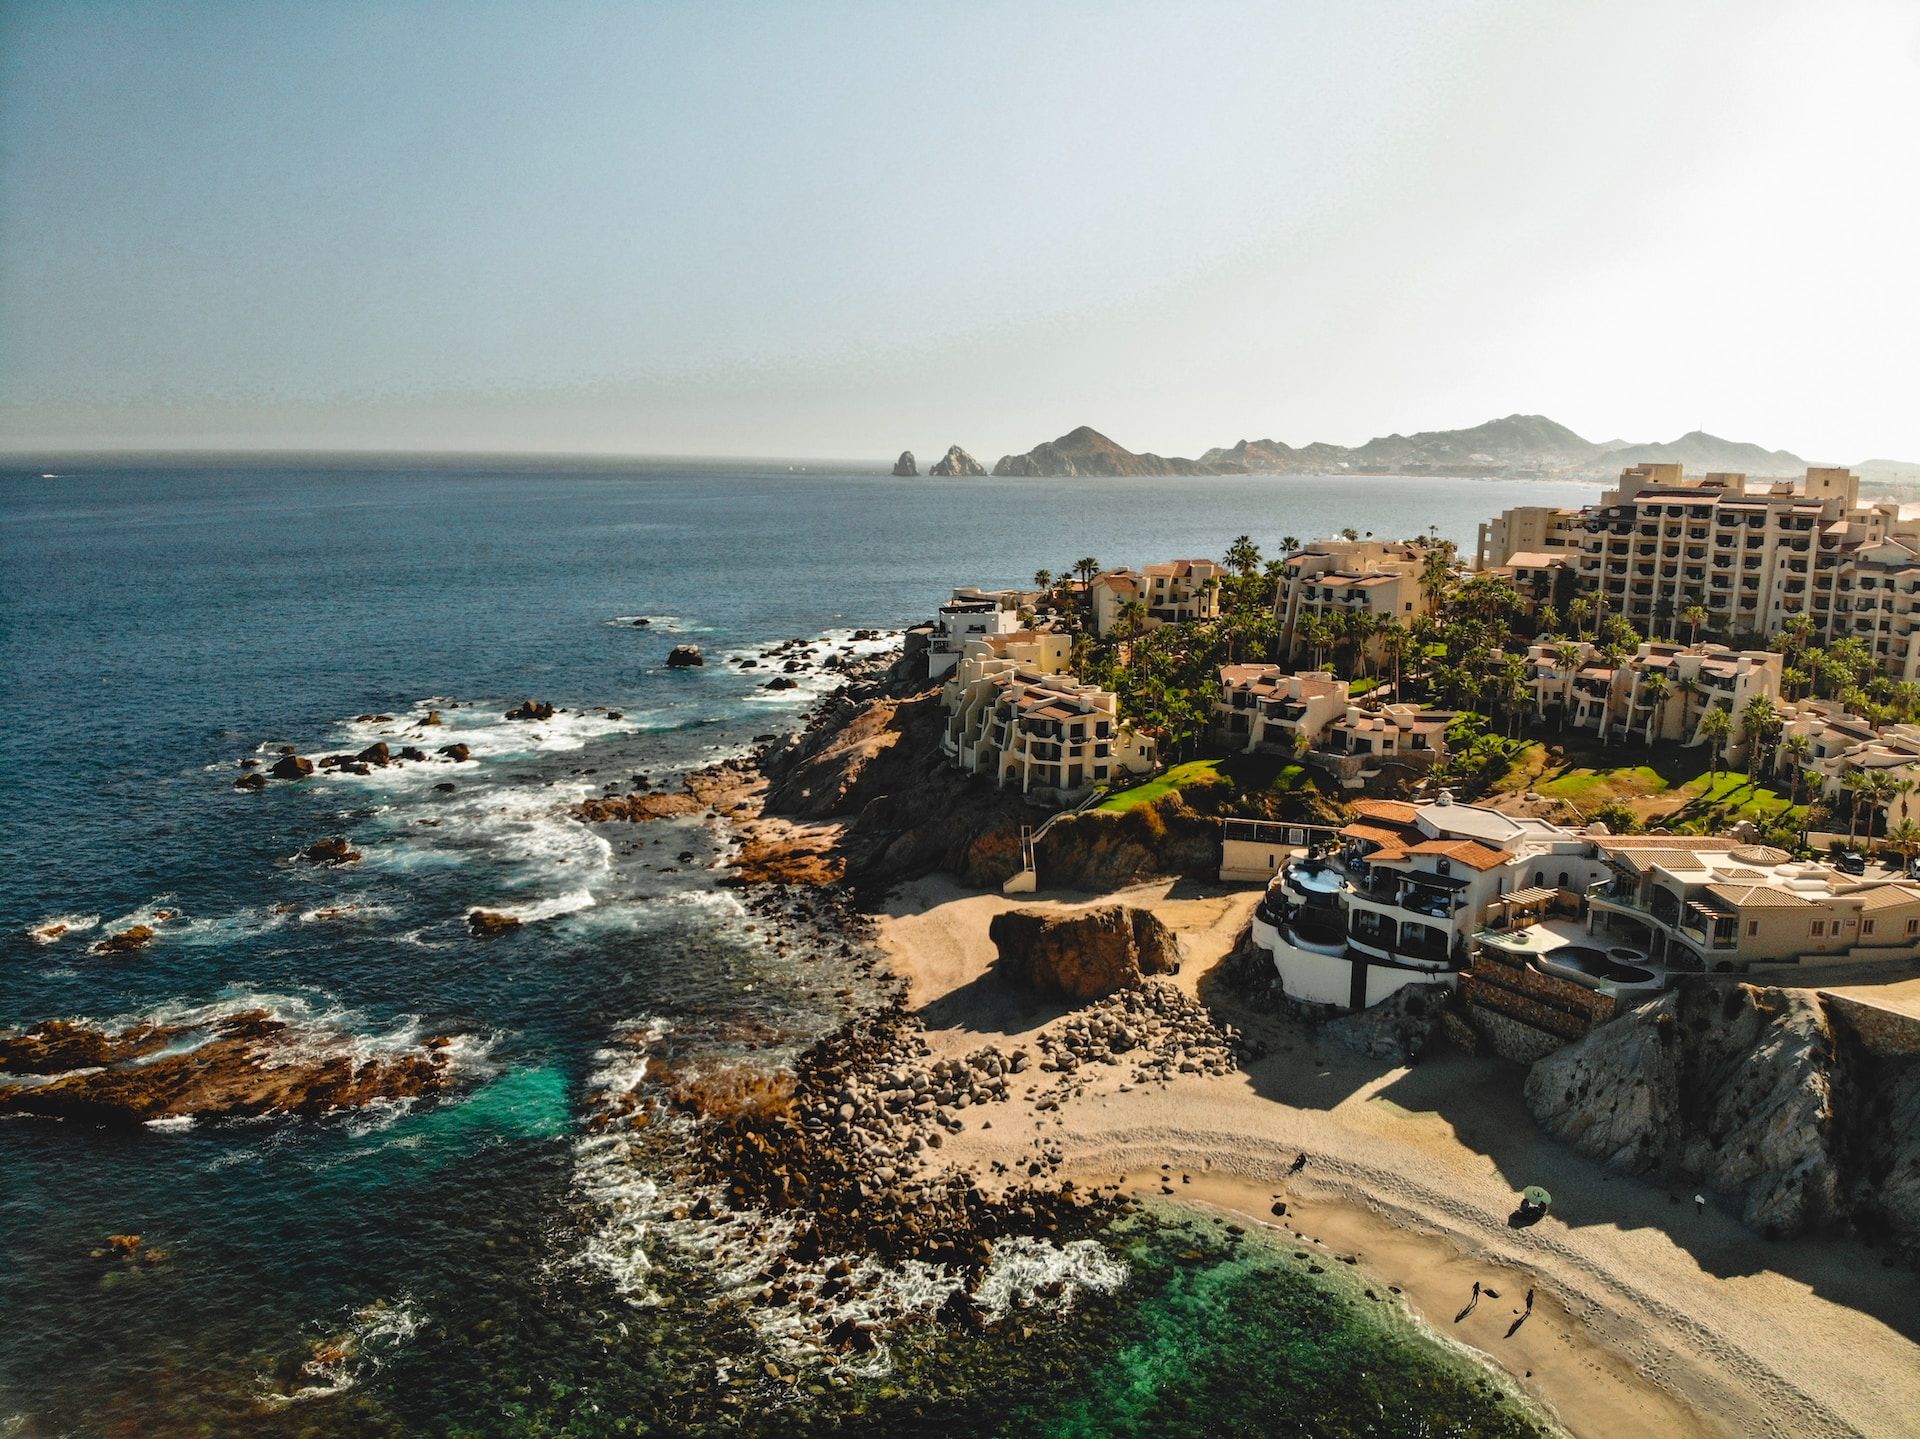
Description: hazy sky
xmin=3 ymin=0 xmax=1918 ymax=461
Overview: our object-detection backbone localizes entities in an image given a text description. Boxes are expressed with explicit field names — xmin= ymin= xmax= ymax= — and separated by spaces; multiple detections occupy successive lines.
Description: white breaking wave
xmin=492 ymin=887 xmax=597 ymax=923
xmin=257 ymin=1296 xmax=424 ymax=1407
xmin=25 ymin=913 xmax=100 ymax=944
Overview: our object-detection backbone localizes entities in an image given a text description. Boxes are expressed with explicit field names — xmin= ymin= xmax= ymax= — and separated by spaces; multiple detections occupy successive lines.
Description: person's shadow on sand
xmin=1507 ymin=1204 xmax=1546 ymax=1229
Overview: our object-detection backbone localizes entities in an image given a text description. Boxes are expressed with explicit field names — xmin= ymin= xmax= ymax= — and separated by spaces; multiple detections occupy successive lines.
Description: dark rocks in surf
xmin=299 ymin=837 xmax=361 ymax=867
xmin=437 ymin=742 xmax=471 ymax=762
xmin=467 ymin=909 xmax=522 ymax=937
xmin=269 ymin=754 xmax=314 ymax=780
xmin=421 ymin=709 xmax=443 ymax=726
xmin=398 ymin=745 xmax=428 ymax=762
xmin=506 ymin=699 xmax=556 ymax=721
xmin=355 ymin=741 xmax=391 ymax=767
xmin=765 ymin=676 xmax=798 ymax=691
xmin=631 ymin=617 xmax=651 ymax=627
xmin=90 ymin=925 xmax=156 ymax=955
xmin=234 ymin=772 xmax=267 ymax=791
xmin=666 ymin=645 xmax=705 ymax=668
xmin=0 ymin=1010 xmax=461 ymax=1124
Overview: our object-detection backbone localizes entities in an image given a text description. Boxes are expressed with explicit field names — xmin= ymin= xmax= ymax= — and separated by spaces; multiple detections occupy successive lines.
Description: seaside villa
xmin=1527 ymin=640 xmax=1782 ymax=757
xmin=1211 ymin=664 xmax=1454 ymax=783
xmin=1274 ymin=539 xmax=1436 ymax=654
xmin=917 ymin=588 xmax=1034 ymax=679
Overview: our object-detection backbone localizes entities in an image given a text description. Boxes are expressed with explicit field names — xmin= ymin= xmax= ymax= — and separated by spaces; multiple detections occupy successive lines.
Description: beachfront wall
xmin=1251 ymin=911 xmax=1458 ymax=1012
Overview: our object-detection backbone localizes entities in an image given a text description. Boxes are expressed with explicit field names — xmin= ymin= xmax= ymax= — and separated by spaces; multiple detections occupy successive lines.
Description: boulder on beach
xmin=892 ymin=450 xmax=918 ymax=477
xmin=505 ymin=700 xmax=556 ymax=721
xmin=666 ymin=644 xmax=705 ymax=668
xmin=988 ymin=904 xmax=1181 ymax=1000
xmin=269 ymin=754 xmax=314 ymax=780
xmin=467 ymin=910 xmax=522 ymax=937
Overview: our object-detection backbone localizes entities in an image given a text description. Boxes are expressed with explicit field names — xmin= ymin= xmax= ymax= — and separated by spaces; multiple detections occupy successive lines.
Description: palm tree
xmin=1224 ymin=535 xmax=1261 ymax=577
xmin=1072 ymin=557 xmax=1101 ymax=607
xmin=1638 ymin=671 xmax=1672 ymax=746
xmin=1033 ymin=568 xmax=1053 ymax=594
xmin=1740 ymin=694 xmax=1779 ymax=779
xmin=1280 ymin=535 xmax=1299 ymax=556
xmin=1863 ymin=768 xmax=1900 ymax=845
xmin=1841 ymin=768 xmax=1871 ymax=844
xmin=1887 ymin=816 xmax=1920 ymax=871
xmin=1682 ymin=604 xmax=1710 ymax=646
xmin=1418 ymin=551 xmax=1453 ymax=613
xmin=1698 ymin=705 xmax=1732 ymax=776
xmin=1780 ymin=733 xmax=1814 ymax=804
xmin=1673 ymin=673 xmax=1702 ymax=735
xmin=1340 ymin=526 xmax=1360 ymax=543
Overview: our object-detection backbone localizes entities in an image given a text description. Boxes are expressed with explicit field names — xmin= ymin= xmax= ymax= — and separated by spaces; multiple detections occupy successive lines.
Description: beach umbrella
xmin=1522 ymin=1186 xmax=1552 ymax=1209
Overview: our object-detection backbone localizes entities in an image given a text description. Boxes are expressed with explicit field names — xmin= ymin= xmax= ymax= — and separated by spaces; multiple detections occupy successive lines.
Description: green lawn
xmin=1096 ymin=753 xmax=1312 ymax=812
xmin=1667 ymin=772 xmax=1805 ymax=830
xmin=1097 ymin=759 xmax=1226 ymax=812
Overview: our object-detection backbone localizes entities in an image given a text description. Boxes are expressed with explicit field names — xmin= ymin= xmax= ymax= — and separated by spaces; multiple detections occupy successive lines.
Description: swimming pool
xmin=1545 ymin=945 xmax=1655 ymax=984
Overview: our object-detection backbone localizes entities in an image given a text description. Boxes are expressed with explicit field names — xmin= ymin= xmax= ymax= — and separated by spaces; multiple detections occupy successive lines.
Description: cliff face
xmin=988 ymin=904 xmax=1181 ymax=999
xmin=927 ymin=445 xmax=986 ymax=477
xmin=891 ymin=450 xmax=917 ymax=477
xmin=991 ymin=426 xmax=1218 ymax=478
xmin=1524 ymin=982 xmax=1920 ymax=1246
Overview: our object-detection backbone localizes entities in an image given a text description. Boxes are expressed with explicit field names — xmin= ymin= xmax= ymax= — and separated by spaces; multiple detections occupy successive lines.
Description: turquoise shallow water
xmin=0 ymin=458 xmax=1580 ymax=1437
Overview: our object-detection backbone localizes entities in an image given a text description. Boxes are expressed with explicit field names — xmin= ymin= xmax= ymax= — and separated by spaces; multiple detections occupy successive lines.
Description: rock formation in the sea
xmin=571 ymin=791 xmax=703 ymax=822
xmin=90 ymin=924 xmax=155 ymax=955
xmin=466 ymin=910 xmax=522 ymax=937
xmin=298 ymin=837 xmax=361 ymax=867
xmin=505 ymin=699 xmax=556 ymax=721
xmin=269 ymin=753 xmax=315 ymax=779
xmin=666 ymin=644 xmax=705 ymax=668
xmin=991 ymin=425 xmax=1219 ymax=477
xmin=891 ymin=450 xmax=917 ymax=477
xmin=234 ymin=771 xmax=267 ymax=791
xmin=437 ymin=742 xmax=471 ymax=761
xmin=988 ymin=904 xmax=1181 ymax=1000
xmin=0 ymin=1010 xmax=461 ymax=1124
xmin=928 ymin=445 xmax=986 ymax=478
xmin=1525 ymin=982 xmax=1920 ymax=1245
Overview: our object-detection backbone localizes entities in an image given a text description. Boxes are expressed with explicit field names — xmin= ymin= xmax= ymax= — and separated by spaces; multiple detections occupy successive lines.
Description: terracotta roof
xmin=1340 ymin=821 xmax=1418 ymax=847
xmin=1705 ymin=883 xmax=1809 ymax=908
xmin=1405 ymin=839 xmax=1511 ymax=871
xmin=1856 ymin=884 xmax=1920 ymax=910
xmin=1351 ymin=799 xmax=1420 ymax=823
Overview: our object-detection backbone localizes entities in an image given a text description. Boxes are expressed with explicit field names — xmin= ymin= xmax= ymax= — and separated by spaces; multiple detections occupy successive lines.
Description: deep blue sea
xmin=0 ymin=458 xmax=1596 ymax=1438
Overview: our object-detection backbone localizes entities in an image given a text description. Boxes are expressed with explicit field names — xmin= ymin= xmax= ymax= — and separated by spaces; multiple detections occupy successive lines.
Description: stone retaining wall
xmin=1822 ymin=992 xmax=1920 ymax=1058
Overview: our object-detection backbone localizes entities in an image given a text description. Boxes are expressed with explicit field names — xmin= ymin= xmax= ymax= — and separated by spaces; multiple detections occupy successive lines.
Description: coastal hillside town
xmin=904 ymin=460 xmax=1920 ymax=1059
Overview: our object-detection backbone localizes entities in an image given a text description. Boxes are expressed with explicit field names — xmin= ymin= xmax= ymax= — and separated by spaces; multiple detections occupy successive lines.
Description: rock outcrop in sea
xmin=988 ymin=904 xmax=1181 ymax=999
xmin=1525 ymin=981 xmax=1920 ymax=1247
xmin=891 ymin=450 xmax=917 ymax=476
xmin=928 ymin=445 xmax=986 ymax=477
xmin=0 ymin=1009 xmax=463 ymax=1124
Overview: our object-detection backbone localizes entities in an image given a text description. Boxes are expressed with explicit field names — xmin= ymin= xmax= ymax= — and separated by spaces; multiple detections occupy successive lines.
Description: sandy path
xmin=879 ymin=875 xmax=1920 ymax=1439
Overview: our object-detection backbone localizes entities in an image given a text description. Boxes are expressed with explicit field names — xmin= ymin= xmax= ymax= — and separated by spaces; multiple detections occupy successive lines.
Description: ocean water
xmin=0 ymin=458 xmax=1589 ymax=1438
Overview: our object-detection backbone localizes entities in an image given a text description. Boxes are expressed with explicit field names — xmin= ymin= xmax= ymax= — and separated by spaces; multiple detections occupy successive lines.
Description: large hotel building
xmin=1479 ymin=463 xmax=1920 ymax=678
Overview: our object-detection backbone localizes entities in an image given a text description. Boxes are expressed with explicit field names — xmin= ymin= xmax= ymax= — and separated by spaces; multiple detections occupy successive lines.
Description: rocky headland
xmin=992 ymin=425 xmax=1218 ymax=478
xmin=890 ymin=450 xmax=917 ymax=477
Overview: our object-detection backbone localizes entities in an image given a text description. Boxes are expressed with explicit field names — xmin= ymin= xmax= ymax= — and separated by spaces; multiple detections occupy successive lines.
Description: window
xmin=1435 ymin=858 xmax=1451 ymax=876
xmin=1558 ymin=871 xmax=1569 ymax=888
xmin=1863 ymin=919 xmax=1876 ymax=936
xmin=1811 ymin=920 xmax=1826 ymax=937
xmin=1909 ymin=918 xmax=1918 ymax=936
xmin=1747 ymin=921 xmax=1759 ymax=937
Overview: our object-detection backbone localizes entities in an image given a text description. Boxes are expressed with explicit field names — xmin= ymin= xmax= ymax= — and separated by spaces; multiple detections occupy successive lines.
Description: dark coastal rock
xmin=505 ymin=700 xmax=555 ymax=721
xmin=765 ymin=676 xmax=797 ymax=690
xmin=355 ymin=741 xmax=391 ymax=767
xmin=1323 ymin=983 xmax=1449 ymax=1063
xmin=891 ymin=450 xmax=917 ymax=477
xmin=572 ymin=792 xmax=701 ymax=822
xmin=269 ymin=754 xmax=314 ymax=780
xmin=988 ymin=905 xmax=1181 ymax=1000
xmin=234 ymin=772 xmax=267 ymax=791
xmin=90 ymin=925 xmax=156 ymax=955
xmin=398 ymin=745 xmax=428 ymax=762
xmin=631 ymin=617 xmax=651 ymax=627
xmin=467 ymin=910 xmax=522 ymax=937
xmin=298 ymin=837 xmax=361 ymax=867
xmin=0 ymin=1009 xmax=461 ymax=1124
xmin=927 ymin=445 xmax=985 ymax=478
xmin=421 ymin=709 xmax=443 ymax=726
xmin=437 ymin=742 xmax=471 ymax=762
xmin=666 ymin=645 xmax=705 ymax=668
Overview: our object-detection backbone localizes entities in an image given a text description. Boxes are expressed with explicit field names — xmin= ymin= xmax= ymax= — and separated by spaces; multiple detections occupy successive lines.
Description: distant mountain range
xmin=978 ymin=415 xmax=1918 ymax=483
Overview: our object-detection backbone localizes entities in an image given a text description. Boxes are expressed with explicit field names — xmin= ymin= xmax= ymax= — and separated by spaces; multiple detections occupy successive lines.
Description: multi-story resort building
xmin=1089 ymin=559 xmax=1226 ymax=637
xmin=1482 ymin=463 xmax=1920 ymax=675
xmin=1210 ymin=665 xmax=1454 ymax=781
xmin=1474 ymin=503 xmax=1588 ymax=570
xmin=1526 ymin=640 xmax=1782 ymax=756
xmin=940 ymin=635 xmax=1153 ymax=801
xmin=1274 ymin=540 xmax=1436 ymax=652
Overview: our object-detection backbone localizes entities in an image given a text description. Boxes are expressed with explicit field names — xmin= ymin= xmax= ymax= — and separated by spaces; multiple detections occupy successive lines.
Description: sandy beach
xmin=878 ymin=875 xmax=1920 ymax=1439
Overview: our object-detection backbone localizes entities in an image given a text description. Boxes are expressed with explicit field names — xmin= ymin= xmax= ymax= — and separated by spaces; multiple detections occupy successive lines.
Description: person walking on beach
xmin=1524 ymin=1287 xmax=1535 ymax=1314
xmin=1455 ymin=1281 xmax=1482 ymax=1323
xmin=1290 ymin=1151 xmax=1309 ymax=1175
